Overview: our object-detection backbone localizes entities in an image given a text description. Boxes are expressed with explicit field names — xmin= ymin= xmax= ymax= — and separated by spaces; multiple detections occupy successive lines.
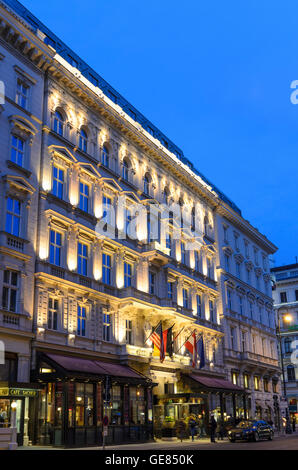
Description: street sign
xmin=103 ymin=415 xmax=109 ymax=426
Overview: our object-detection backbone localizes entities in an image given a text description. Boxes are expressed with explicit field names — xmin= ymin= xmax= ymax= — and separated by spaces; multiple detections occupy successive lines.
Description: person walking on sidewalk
xmin=209 ymin=414 xmax=217 ymax=443
xmin=189 ymin=416 xmax=197 ymax=442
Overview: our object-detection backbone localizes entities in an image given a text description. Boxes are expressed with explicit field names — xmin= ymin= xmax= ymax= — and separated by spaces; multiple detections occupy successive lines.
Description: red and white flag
xmin=184 ymin=332 xmax=198 ymax=367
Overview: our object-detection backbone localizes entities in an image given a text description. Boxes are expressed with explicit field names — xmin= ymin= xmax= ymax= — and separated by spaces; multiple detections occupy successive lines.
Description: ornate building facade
xmin=0 ymin=0 xmax=282 ymax=447
xmin=271 ymin=263 xmax=298 ymax=425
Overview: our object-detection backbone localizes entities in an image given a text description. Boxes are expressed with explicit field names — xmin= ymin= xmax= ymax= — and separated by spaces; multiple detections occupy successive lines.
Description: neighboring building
xmin=215 ymin=207 xmax=281 ymax=428
xmin=0 ymin=0 xmax=282 ymax=448
xmin=271 ymin=263 xmax=298 ymax=425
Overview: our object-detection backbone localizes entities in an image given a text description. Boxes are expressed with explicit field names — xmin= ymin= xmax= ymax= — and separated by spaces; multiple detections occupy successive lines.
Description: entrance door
xmin=0 ymin=397 xmax=24 ymax=446
xmin=14 ymin=399 xmax=25 ymax=446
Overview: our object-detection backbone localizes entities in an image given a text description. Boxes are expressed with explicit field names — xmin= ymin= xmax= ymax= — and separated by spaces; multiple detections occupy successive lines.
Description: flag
xmin=148 ymin=322 xmax=165 ymax=363
xmin=197 ymin=336 xmax=205 ymax=369
xmin=184 ymin=332 xmax=198 ymax=367
xmin=163 ymin=325 xmax=174 ymax=358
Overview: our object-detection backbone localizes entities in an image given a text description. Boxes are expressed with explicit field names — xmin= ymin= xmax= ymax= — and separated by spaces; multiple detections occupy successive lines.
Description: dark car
xmin=228 ymin=420 xmax=274 ymax=442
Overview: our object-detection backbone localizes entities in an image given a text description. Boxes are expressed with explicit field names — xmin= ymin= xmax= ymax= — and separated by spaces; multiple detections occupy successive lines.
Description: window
xmin=149 ymin=271 xmax=156 ymax=295
xmin=50 ymin=230 xmax=62 ymax=266
xmin=103 ymin=312 xmax=112 ymax=342
xmin=102 ymin=145 xmax=109 ymax=168
xmin=183 ymin=288 xmax=189 ymax=309
xmin=232 ymin=372 xmax=239 ymax=385
xmin=272 ymin=382 xmax=278 ymax=393
xmin=295 ymin=290 xmax=298 ymax=302
xmin=246 ymin=268 xmax=251 ymax=284
xmin=223 ymin=226 xmax=228 ymax=243
xmin=209 ymin=300 xmax=215 ymax=322
xmin=79 ymin=128 xmax=88 ymax=153
xmin=52 ymin=165 xmax=64 ymax=199
xmin=194 ymin=251 xmax=200 ymax=271
xmin=167 ymin=282 xmax=173 ymax=300
xmin=5 ymin=197 xmax=20 ymax=237
xmin=207 ymin=257 xmax=213 ymax=278
xmin=254 ymin=376 xmax=260 ymax=391
xmin=48 ymin=297 xmax=58 ymax=330
xmin=147 ymin=126 xmax=155 ymax=137
xmin=249 ymin=301 xmax=253 ymax=319
xmin=230 ymin=327 xmax=235 ymax=350
xmin=263 ymin=378 xmax=269 ymax=392
xmin=2 ymin=270 xmax=18 ymax=312
xmin=79 ymin=182 xmax=89 ymax=212
xmin=287 ymin=365 xmax=296 ymax=382
xmin=181 ymin=242 xmax=186 ymax=264
xmin=16 ymin=78 xmax=29 ymax=109
xmin=197 ymin=294 xmax=202 ymax=317
xmin=77 ymin=305 xmax=86 ymax=337
xmin=245 ymin=241 xmax=249 ymax=258
xmin=77 ymin=242 xmax=88 ymax=276
xmin=234 ymin=234 xmax=239 ymax=250
xmin=125 ymin=320 xmax=133 ymax=344
xmin=102 ymin=196 xmax=112 ymax=226
xmin=144 ymin=174 xmax=150 ymax=195
xmin=225 ymin=255 xmax=230 ymax=272
xmin=122 ymin=159 xmax=129 ymax=181
xmin=236 ymin=262 xmax=241 ymax=279
xmin=102 ymin=253 xmax=112 ymax=285
xmin=280 ymin=292 xmax=287 ymax=303
xmin=243 ymin=374 xmax=250 ymax=389
xmin=238 ymin=295 xmax=243 ymax=315
xmin=53 ymin=110 xmax=64 ymax=136
xmin=241 ymin=331 xmax=246 ymax=352
xmin=227 ymin=290 xmax=232 ymax=311
xmin=165 ymin=233 xmax=172 ymax=257
xmin=11 ymin=135 xmax=25 ymax=167
xmin=124 ymin=262 xmax=132 ymax=288
xmin=284 ymin=338 xmax=292 ymax=354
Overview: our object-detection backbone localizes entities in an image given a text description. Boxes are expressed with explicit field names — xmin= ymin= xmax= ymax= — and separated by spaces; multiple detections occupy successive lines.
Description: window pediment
xmin=4 ymin=175 xmax=35 ymax=195
xmin=9 ymin=115 xmax=38 ymax=141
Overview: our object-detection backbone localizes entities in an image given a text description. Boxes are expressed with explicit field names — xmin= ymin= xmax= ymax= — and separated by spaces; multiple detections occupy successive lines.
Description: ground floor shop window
xmin=130 ymin=387 xmax=145 ymax=425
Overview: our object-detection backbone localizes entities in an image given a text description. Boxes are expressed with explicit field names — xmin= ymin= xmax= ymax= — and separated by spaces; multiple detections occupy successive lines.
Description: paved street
xmin=18 ymin=432 xmax=298 ymax=451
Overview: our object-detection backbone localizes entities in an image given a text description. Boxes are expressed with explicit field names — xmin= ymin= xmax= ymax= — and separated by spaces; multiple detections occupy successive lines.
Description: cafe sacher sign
xmin=0 ymin=388 xmax=38 ymax=397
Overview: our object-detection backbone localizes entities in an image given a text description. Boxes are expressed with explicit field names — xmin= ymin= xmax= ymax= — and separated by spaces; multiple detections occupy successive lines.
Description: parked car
xmin=228 ymin=420 xmax=274 ymax=442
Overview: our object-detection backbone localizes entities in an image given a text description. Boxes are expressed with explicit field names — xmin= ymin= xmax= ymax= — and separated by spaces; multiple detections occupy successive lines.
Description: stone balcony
xmin=0 ymin=308 xmax=32 ymax=332
xmin=0 ymin=231 xmax=30 ymax=258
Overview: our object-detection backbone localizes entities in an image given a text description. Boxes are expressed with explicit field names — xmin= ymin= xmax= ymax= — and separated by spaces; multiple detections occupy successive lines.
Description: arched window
xmin=144 ymin=173 xmax=150 ymax=195
xmin=102 ymin=145 xmax=109 ymax=168
xmin=122 ymin=159 xmax=129 ymax=181
xmin=53 ymin=110 xmax=64 ymax=136
xmin=79 ymin=128 xmax=88 ymax=153
xmin=287 ymin=365 xmax=296 ymax=382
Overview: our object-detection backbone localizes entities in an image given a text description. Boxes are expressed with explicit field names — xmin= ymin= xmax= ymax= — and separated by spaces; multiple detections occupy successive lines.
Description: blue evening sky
xmin=21 ymin=0 xmax=298 ymax=266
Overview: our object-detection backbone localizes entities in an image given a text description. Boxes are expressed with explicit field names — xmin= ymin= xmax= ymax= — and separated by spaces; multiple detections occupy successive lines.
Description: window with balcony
xmin=5 ymin=197 xmax=21 ymax=237
xmin=102 ymin=253 xmax=112 ymax=285
xmin=77 ymin=305 xmax=86 ymax=337
xmin=77 ymin=242 xmax=88 ymax=276
xmin=2 ymin=270 xmax=18 ymax=313
xmin=124 ymin=262 xmax=132 ymax=288
xmin=49 ymin=230 xmax=62 ymax=266
xmin=48 ymin=297 xmax=58 ymax=331
xmin=11 ymin=135 xmax=25 ymax=167
xmin=79 ymin=182 xmax=89 ymax=212
xmin=103 ymin=312 xmax=112 ymax=342
xmin=52 ymin=165 xmax=64 ymax=199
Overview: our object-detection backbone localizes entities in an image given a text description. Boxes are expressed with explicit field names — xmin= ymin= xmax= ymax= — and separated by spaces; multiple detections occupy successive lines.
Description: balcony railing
xmin=0 ymin=231 xmax=29 ymax=254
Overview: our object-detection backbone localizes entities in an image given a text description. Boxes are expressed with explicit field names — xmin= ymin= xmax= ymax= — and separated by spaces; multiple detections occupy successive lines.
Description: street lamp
xmin=276 ymin=308 xmax=292 ymax=434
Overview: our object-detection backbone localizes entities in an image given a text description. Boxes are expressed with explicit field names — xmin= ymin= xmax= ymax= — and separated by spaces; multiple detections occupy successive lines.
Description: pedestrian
xmin=177 ymin=419 xmax=186 ymax=442
xmin=217 ymin=417 xmax=225 ymax=440
xmin=209 ymin=414 xmax=217 ymax=443
xmin=292 ymin=418 xmax=296 ymax=433
xmin=189 ymin=416 xmax=196 ymax=442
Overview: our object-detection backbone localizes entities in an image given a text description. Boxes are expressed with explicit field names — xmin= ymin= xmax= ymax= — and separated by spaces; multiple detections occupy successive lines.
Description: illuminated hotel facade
xmin=0 ymin=0 xmax=281 ymax=447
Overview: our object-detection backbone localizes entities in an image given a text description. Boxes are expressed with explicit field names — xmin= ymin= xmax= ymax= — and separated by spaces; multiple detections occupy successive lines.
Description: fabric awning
xmin=40 ymin=353 xmax=148 ymax=382
xmin=188 ymin=374 xmax=245 ymax=392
